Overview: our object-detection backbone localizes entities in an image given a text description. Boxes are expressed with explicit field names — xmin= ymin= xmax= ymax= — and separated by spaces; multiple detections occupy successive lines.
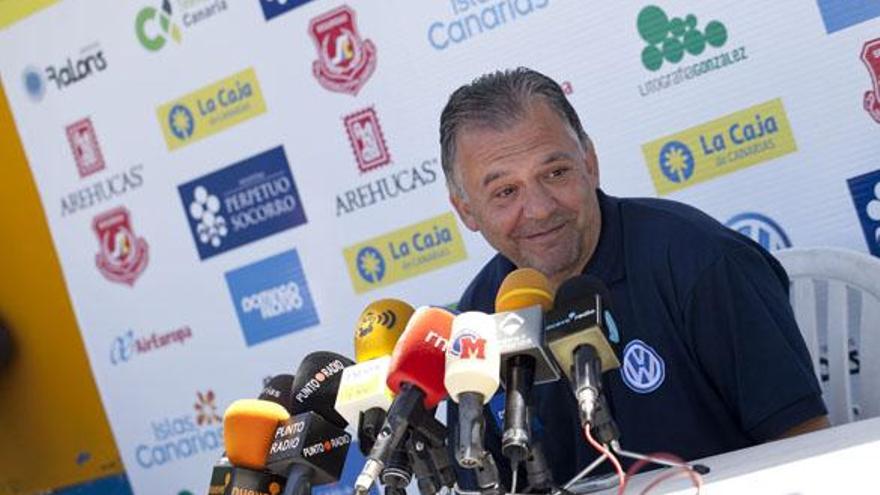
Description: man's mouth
xmin=522 ymin=222 xmax=566 ymax=241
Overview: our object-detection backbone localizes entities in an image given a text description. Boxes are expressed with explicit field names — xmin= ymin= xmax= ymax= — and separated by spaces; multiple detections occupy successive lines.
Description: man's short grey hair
xmin=439 ymin=67 xmax=589 ymax=197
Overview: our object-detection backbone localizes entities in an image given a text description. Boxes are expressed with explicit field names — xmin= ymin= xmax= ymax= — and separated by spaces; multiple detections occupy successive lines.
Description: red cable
xmin=624 ymin=452 xmax=703 ymax=494
xmin=582 ymin=425 xmax=627 ymax=494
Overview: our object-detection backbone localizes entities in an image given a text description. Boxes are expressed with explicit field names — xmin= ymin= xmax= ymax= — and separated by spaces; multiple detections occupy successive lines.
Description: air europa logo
xmin=110 ymin=326 xmax=193 ymax=365
xmin=642 ymin=98 xmax=797 ymax=195
xmin=157 ymin=67 xmax=266 ymax=151
xmin=343 ymin=212 xmax=467 ymax=293
xmin=636 ymin=5 xmax=748 ymax=97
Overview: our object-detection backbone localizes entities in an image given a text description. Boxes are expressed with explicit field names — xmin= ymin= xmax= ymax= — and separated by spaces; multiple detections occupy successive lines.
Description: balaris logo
xmin=23 ymin=42 xmax=108 ymax=102
xmin=636 ymin=5 xmax=747 ymax=97
xmin=343 ymin=212 xmax=467 ymax=293
xmin=642 ymin=99 xmax=797 ymax=195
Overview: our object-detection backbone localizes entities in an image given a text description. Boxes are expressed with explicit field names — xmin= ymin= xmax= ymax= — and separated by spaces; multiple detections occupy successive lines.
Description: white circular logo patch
xmin=621 ymin=339 xmax=665 ymax=394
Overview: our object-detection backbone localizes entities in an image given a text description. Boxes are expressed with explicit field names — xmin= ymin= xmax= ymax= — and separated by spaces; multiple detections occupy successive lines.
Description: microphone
xmin=444 ymin=311 xmax=500 ymax=469
xmin=270 ymin=351 xmax=356 ymax=495
xmin=354 ymin=306 xmax=455 ymax=494
xmin=493 ymin=268 xmax=560 ymax=468
xmin=545 ymin=275 xmax=620 ymax=428
xmin=221 ymin=399 xmax=291 ymax=495
xmin=260 ymin=373 xmax=296 ymax=411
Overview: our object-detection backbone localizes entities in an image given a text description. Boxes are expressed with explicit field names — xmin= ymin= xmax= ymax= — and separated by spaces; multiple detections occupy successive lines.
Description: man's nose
xmin=522 ymin=184 xmax=556 ymax=220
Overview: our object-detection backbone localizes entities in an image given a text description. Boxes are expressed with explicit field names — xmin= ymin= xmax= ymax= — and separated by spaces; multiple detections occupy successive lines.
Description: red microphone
xmin=354 ymin=306 xmax=455 ymax=494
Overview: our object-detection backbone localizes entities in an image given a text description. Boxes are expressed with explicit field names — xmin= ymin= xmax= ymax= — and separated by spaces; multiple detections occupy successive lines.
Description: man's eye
xmin=495 ymin=186 xmax=516 ymax=199
xmin=547 ymin=167 xmax=569 ymax=179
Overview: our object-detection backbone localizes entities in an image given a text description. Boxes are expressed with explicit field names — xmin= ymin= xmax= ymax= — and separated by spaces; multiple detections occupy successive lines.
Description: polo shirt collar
xmin=582 ymin=189 xmax=626 ymax=283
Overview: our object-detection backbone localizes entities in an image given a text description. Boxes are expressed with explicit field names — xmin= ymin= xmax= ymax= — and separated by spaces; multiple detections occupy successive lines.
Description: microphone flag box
xmin=221 ymin=466 xmax=286 ymax=495
xmin=491 ymin=305 xmax=560 ymax=385
xmin=334 ymin=357 xmax=394 ymax=427
xmin=266 ymin=411 xmax=352 ymax=485
xmin=544 ymin=294 xmax=620 ymax=375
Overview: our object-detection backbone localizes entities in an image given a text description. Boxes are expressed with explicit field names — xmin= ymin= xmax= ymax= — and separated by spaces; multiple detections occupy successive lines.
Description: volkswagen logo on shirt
xmin=725 ymin=212 xmax=791 ymax=252
xmin=621 ymin=339 xmax=666 ymax=394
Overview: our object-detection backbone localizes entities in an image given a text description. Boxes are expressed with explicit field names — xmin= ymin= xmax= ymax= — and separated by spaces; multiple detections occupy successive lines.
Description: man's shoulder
xmin=458 ymin=254 xmax=515 ymax=313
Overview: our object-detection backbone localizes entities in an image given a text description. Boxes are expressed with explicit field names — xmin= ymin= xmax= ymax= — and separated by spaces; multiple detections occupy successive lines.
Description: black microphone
xmin=260 ymin=373 xmax=296 ymax=411
xmin=267 ymin=351 xmax=355 ymax=495
xmin=545 ymin=275 xmax=620 ymax=430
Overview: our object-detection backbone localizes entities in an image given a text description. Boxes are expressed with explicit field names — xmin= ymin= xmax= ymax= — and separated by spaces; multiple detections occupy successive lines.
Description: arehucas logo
xmin=636 ymin=5 xmax=747 ymax=97
xmin=642 ymin=98 xmax=797 ymax=195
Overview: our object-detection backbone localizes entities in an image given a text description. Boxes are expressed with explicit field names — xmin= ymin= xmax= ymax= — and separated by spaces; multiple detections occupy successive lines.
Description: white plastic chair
xmin=774 ymin=247 xmax=880 ymax=426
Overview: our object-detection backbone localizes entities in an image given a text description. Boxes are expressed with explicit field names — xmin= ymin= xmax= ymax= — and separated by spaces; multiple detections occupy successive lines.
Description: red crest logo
xmin=344 ymin=107 xmax=391 ymax=173
xmin=66 ymin=118 xmax=105 ymax=178
xmin=309 ymin=5 xmax=377 ymax=95
xmin=93 ymin=206 xmax=149 ymax=286
xmin=862 ymin=38 xmax=880 ymax=123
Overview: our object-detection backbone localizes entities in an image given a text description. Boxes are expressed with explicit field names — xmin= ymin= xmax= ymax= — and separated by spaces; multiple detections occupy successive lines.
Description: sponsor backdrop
xmin=1 ymin=0 xmax=879 ymax=493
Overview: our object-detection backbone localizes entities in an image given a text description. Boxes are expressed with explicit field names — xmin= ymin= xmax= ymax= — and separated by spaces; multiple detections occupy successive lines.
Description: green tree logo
xmin=638 ymin=5 xmax=727 ymax=71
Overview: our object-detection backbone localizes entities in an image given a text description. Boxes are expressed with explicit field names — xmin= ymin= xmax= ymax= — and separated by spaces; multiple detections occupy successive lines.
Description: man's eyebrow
xmin=542 ymin=151 xmax=575 ymax=164
xmin=481 ymin=170 xmax=508 ymax=189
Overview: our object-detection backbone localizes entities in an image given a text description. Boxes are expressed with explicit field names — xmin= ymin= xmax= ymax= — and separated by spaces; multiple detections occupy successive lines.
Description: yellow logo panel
xmin=344 ymin=212 xmax=467 ymax=293
xmin=157 ymin=67 xmax=266 ymax=151
xmin=642 ymin=98 xmax=797 ymax=195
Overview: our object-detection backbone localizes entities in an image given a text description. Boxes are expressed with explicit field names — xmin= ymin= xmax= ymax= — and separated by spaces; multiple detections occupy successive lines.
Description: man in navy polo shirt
xmin=439 ymin=68 xmax=828 ymax=489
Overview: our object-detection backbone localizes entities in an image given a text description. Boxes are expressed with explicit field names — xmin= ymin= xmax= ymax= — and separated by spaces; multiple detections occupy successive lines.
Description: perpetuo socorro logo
xmin=225 ymin=249 xmax=319 ymax=347
xmin=862 ymin=38 xmax=880 ymax=124
xmin=309 ymin=5 xmax=377 ymax=95
xmin=817 ymin=0 xmax=880 ymax=34
xmin=22 ymin=42 xmax=108 ymax=102
xmin=345 ymin=107 xmax=391 ymax=173
xmin=135 ymin=0 xmax=229 ymax=51
xmin=725 ymin=212 xmax=792 ymax=252
xmin=92 ymin=206 xmax=149 ymax=286
xmin=642 ymin=98 xmax=797 ymax=195
xmin=157 ymin=67 xmax=266 ymax=150
xmin=636 ymin=5 xmax=747 ymax=97
xmin=110 ymin=326 xmax=193 ymax=365
xmin=134 ymin=390 xmax=224 ymax=469
xmin=427 ymin=0 xmax=550 ymax=51
xmin=178 ymin=146 xmax=306 ymax=260
xmin=343 ymin=212 xmax=467 ymax=293
xmin=847 ymin=169 xmax=880 ymax=257
xmin=260 ymin=0 xmax=315 ymax=21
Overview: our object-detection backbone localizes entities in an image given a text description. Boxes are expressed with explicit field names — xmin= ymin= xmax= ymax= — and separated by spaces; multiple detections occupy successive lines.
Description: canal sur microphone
xmin=354 ymin=306 xmax=455 ymax=495
xmin=493 ymin=268 xmax=560 ymax=467
xmin=444 ymin=311 xmax=501 ymax=470
xmin=545 ymin=275 xmax=620 ymax=427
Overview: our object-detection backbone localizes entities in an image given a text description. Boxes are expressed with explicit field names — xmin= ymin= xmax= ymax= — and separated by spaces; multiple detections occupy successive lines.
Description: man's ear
xmin=450 ymin=192 xmax=479 ymax=232
xmin=584 ymin=136 xmax=600 ymax=185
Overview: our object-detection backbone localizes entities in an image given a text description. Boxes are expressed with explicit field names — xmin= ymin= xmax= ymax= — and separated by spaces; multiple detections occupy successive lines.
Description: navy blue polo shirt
xmin=448 ymin=189 xmax=826 ymax=488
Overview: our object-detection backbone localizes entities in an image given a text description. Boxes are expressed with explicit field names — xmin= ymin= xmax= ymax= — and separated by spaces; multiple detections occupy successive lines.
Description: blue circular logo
xmin=725 ymin=212 xmax=792 ymax=252
xmin=22 ymin=66 xmax=45 ymax=101
xmin=356 ymin=246 xmax=385 ymax=283
xmin=620 ymin=339 xmax=665 ymax=394
xmin=658 ymin=140 xmax=695 ymax=183
xmin=168 ymin=104 xmax=195 ymax=140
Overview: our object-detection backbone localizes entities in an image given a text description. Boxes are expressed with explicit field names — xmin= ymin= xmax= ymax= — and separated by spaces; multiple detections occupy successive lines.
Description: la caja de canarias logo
xmin=93 ymin=206 xmax=149 ymax=286
xmin=309 ymin=5 xmax=377 ymax=95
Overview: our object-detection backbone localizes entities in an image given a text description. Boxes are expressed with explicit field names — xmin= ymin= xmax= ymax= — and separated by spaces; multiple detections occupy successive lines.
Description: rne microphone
xmin=545 ymin=275 xmax=620 ymax=428
xmin=493 ymin=268 xmax=560 ymax=467
xmin=444 ymin=311 xmax=500 ymax=469
xmin=354 ymin=306 xmax=455 ymax=495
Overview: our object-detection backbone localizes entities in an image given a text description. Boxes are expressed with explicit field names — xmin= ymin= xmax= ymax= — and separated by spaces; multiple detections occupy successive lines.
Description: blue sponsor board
xmin=178 ymin=146 xmax=306 ymax=260
xmin=847 ymin=169 xmax=880 ymax=256
xmin=725 ymin=212 xmax=792 ymax=252
xmin=259 ymin=0 xmax=316 ymax=21
xmin=817 ymin=0 xmax=880 ymax=33
xmin=225 ymin=249 xmax=319 ymax=346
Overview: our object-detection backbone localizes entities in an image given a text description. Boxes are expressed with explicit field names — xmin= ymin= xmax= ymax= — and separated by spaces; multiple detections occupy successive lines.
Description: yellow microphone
xmin=354 ymin=298 xmax=415 ymax=362
xmin=223 ymin=399 xmax=290 ymax=470
xmin=495 ymin=267 xmax=555 ymax=313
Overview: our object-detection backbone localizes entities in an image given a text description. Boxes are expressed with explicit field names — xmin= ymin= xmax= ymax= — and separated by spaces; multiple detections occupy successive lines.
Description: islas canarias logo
xmin=157 ymin=67 xmax=266 ymax=150
xmin=343 ymin=213 xmax=467 ymax=293
xmin=642 ymin=98 xmax=797 ymax=195
xmin=135 ymin=390 xmax=223 ymax=469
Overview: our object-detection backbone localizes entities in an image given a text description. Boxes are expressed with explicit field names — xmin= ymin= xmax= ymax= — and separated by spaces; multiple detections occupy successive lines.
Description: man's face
xmin=450 ymin=100 xmax=601 ymax=282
